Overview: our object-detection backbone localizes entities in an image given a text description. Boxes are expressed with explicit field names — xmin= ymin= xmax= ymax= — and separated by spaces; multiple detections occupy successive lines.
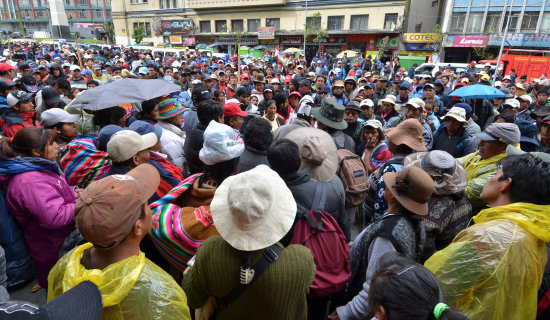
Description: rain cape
xmin=425 ymin=203 xmax=550 ymax=320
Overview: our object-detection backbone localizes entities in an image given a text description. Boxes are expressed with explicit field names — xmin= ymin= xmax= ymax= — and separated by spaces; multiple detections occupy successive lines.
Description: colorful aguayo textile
xmin=149 ymin=173 xmax=218 ymax=271
xmin=58 ymin=136 xmax=112 ymax=188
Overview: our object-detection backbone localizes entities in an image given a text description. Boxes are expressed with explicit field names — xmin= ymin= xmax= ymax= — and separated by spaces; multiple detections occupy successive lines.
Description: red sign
xmin=453 ymin=36 xmax=489 ymax=47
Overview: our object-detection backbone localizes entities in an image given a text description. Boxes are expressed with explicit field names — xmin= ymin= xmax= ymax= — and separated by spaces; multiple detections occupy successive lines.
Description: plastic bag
xmin=425 ymin=203 xmax=550 ymax=320
xmin=48 ymin=243 xmax=191 ymax=320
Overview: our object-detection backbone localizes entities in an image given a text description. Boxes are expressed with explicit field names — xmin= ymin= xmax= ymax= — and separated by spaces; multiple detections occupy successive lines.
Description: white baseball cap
xmin=70 ymin=65 xmax=81 ymax=72
xmin=107 ymin=130 xmax=158 ymax=162
xmin=40 ymin=108 xmax=81 ymax=127
xmin=503 ymin=99 xmax=520 ymax=109
xmin=359 ymin=99 xmax=374 ymax=108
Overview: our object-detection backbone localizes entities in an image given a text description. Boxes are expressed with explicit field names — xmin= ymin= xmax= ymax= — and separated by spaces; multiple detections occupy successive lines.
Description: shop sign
xmin=453 ymin=35 xmax=488 ymax=47
xmin=523 ymin=34 xmax=550 ymax=47
xmin=257 ymin=27 xmax=275 ymax=40
xmin=184 ymin=38 xmax=197 ymax=46
xmin=169 ymin=36 xmax=182 ymax=44
xmin=488 ymin=33 xmax=524 ymax=46
xmin=153 ymin=18 xmax=194 ymax=36
xmin=376 ymin=37 xmax=399 ymax=49
xmin=73 ymin=23 xmax=102 ymax=29
xmin=280 ymin=36 xmax=302 ymax=45
xmin=306 ymin=36 xmax=347 ymax=46
xmin=403 ymin=33 xmax=442 ymax=43
xmin=217 ymin=36 xmax=258 ymax=45
xmin=405 ymin=43 xmax=440 ymax=51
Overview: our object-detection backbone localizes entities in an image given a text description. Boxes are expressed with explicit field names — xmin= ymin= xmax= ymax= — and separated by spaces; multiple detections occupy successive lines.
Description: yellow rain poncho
xmin=47 ymin=243 xmax=191 ymax=320
xmin=458 ymin=151 xmax=506 ymax=211
xmin=425 ymin=203 xmax=550 ymax=320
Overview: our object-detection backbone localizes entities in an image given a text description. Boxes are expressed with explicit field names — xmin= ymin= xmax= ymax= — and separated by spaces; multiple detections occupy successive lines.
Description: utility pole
xmin=303 ymin=0 xmax=307 ymax=50
xmin=493 ymin=4 xmax=513 ymax=83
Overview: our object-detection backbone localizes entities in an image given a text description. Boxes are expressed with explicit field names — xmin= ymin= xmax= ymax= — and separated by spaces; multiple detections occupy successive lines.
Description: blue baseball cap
xmin=98 ymin=125 xmax=125 ymax=151
xmin=399 ymin=82 xmax=411 ymax=90
xmin=81 ymin=69 xmax=92 ymax=76
xmin=129 ymin=120 xmax=163 ymax=140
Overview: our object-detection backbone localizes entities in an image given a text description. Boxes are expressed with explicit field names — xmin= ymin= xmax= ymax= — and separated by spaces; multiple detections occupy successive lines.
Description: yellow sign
xmin=403 ymin=33 xmax=442 ymax=43
xmin=169 ymin=36 xmax=182 ymax=44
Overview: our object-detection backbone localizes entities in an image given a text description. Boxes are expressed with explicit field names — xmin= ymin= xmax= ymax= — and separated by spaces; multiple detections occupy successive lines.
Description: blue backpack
xmin=0 ymin=186 xmax=34 ymax=287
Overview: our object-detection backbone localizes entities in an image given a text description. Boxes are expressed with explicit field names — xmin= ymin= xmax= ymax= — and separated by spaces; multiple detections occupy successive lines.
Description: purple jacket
xmin=2 ymin=169 xmax=76 ymax=288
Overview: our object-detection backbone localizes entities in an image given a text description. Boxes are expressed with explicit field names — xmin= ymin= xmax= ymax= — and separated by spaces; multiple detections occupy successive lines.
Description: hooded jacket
xmin=47 ymin=63 xmax=68 ymax=85
xmin=0 ymin=157 xmax=76 ymax=288
xmin=426 ymin=203 xmax=550 ymax=320
xmin=0 ymin=109 xmax=40 ymax=138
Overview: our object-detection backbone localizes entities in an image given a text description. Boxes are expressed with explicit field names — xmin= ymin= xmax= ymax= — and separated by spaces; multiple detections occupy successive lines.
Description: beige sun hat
xmin=285 ymin=127 xmax=338 ymax=182
xmin=441 ymin=106 xmax=468 ymax=124
xmin=210 ymin=165 xmax=296 ymax=251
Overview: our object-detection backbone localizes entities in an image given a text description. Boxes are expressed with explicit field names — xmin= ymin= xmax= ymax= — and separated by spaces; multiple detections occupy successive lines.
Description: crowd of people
xmin=0 ymin=41 xmax=549 ymax=320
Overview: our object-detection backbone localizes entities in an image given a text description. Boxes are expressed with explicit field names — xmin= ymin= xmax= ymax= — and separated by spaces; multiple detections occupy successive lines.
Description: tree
xmin=432 ymin=24 xmax=446 ymax=63
xmin=304 ymin=12 xmax=328 ymax=47
xmin=104 ymin=22 xmax=115 ymax=45
xmin=132 ymin=26 xmax=145 ymax=44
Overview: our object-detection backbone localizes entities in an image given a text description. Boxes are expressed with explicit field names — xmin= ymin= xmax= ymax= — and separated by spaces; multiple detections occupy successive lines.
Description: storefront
xmin=399 ymin=33 xmax=441 ymax=60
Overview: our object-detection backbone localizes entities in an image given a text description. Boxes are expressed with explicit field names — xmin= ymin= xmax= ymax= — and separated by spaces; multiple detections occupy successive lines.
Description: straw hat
xmin=404 ymin=151 xmax=467 ymax=196
xmin=385 ymin=119 xmax=426 ymax=151
xmin=383 ymin=166 xmax=435 ymax=215
xmin=285 ymin=127 xmax=338 ymax=182
xmin=210 ymin=165 xmax=296 ymax=251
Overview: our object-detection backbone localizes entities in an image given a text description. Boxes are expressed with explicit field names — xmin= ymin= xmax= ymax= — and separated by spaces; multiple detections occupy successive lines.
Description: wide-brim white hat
xmin=210 ymin=165 xmax=297 ymax=251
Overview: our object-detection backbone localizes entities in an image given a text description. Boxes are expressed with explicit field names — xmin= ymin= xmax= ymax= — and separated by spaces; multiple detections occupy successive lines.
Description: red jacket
xmin=0 ymin=110 xmax=40 ymax=138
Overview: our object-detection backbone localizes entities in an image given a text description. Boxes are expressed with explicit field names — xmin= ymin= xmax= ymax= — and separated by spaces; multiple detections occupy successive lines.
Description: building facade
xmin=114 ymin=0 xmax=434 ymax=61
xmin=0 ymin=0 xmax=112 ymax=39
xmin=441 ymin=0 xmax=550 ymax=62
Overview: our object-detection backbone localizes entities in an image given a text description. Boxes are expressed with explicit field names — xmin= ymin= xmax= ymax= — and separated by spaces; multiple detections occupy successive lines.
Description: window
xmin=384 ymin=13 xmax=398 ymax=30
xmin=521 ymin=12 xmax=539 ymax=31
xmin=466 ymin=12 xmax=483 ymax=33
xmin=431 ymin=0 xmax=438 ymax=7
xmin=449 ymin=12 xmax=466 ymax=32
xmin=215 ymin=20 xmax=227 ymax=32
xmin=200 ymin=20 xmax=211 ymax=33
xmin=247 ymin=19 xmax=260 ymax=32
xmin=327 ymin=16 xmax=344 ymax=31
xmin=350 ymin=15 xmax=368 ymax=30
xmin=130 ymin=0 xmax=147 ymax=3
xmin=504 ymin=11 xmax=520 ymax=30
xmin=160 ymin=0 xmax=177 ymax=8
xmin=231 ymin=19 xmax=243 ymax=32
xmin=484 ymin=12 xmax=501 ymax=32
xmin=415 ymin=23 xmax=422 ymax=32
xmin=266 ymin=18 xmax=280 ymax=31
xmin=306 ymin=16 xmax=321 ymax=29
xmin=145 ymin=22 xmax=151 ymax=36
xmin=540 ymin=12 xmax=550 ymax=32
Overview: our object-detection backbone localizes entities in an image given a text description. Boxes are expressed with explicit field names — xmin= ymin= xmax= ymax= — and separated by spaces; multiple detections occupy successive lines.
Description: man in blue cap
xmin=395 ymin=81 xmax=411 ymax=111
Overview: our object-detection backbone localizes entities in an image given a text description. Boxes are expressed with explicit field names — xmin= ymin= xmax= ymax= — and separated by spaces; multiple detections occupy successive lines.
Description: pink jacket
xmin=4 ymin=169 xmax=76 ymax=288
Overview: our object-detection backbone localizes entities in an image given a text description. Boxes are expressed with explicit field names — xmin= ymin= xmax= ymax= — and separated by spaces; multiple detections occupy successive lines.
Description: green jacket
xmin=182 ymin=236 xmax=316 ymax=320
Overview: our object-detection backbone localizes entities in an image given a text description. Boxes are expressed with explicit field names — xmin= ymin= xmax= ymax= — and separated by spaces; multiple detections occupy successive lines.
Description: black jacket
xmin=279 ymin=170 xmax=350 ymax=244
xmin=183 ymin=123 xmax=207 ymax=174
xmin=238 ymin=145 xmax=269 ymax=173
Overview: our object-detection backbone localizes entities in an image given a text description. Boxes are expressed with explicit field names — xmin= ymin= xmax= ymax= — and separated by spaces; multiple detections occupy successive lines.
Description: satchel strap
xmin=218 ymin=244 xmax=284 ymax=309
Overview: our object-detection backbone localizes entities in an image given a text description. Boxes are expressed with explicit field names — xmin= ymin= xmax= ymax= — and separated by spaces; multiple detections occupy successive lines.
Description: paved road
xmin=8 ymin=280 xmax=47 ymax=305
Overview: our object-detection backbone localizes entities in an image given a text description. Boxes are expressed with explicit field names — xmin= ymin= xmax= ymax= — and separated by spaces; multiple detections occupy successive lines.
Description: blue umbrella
xmin=449 ymin=84 xmax=506 ymax=99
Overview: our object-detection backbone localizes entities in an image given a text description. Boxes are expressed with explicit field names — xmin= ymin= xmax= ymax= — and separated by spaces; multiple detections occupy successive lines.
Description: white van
xmin=415 ymin=63 xmax=469 ymax=77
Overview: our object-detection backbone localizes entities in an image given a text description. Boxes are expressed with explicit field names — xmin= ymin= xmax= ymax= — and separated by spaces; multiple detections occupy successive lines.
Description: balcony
xmin=188 ymin=0 xmax=285 ymax=9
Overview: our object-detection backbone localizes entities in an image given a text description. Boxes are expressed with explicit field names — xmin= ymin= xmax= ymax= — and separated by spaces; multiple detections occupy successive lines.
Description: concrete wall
xmin=407 ymin=0 xmax=443 ymax=33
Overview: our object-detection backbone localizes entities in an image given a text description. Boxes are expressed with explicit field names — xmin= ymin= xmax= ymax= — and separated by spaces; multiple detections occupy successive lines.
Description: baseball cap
xmin=299 ymin=79 xmax=311 ymax=87
xmin=74 ymin=164 xmax=160 ymax=248
xmin=360 ymin=99 xmax=374 ymax=108
xmin=399 ymin=82 xmax=411 ymax=90
xmin=320 ymin=86 xmax=331 ymax=94
xmin=40 ymin=108 xmax=80 ymax=127
xmin=192 ymin=87 xmax=213 ymax=102
xmin=481 ymin=74 xmax=490 ymax=82
xmin=41 ymin=87 xmax=61 ymax=106
xmin=503 ymin=99 xmax=520 ymax=109
xmin=70 ymin=65 xmax=81 ymax=72
xmin=81 ymin=69 xmax=92 ymax=76
xmin=363 ymin=119 xmax=383 ymax=130
xmin=476 ymin=122 xmax=521 ymax=146
xmin=107 ymin=130 xmax=158 ymax=162
xmin=423 ymin=83 xmax=435 ymax=90
xmin=284 ymin=75 xmax=292 ymax=82
xmin=18 ymin=64 xmax=31 ymax=71
xmin=129 ymin=120 xmax=163 ymax=140
xmin=0 ymin=80 xmax=16 ymax=92
xmin=241 ymin=73 xmax=250 ymax=79
xmin=138 ymin=67 xmax=149 ymax=74
xmin=98 ymin=125 xmax=124 ymax=151
xmin=92 ymin=64 xmax=102 ymax=70
xmin=517 ymin=94 xmax=533 ymax=104
xmin=0 ymin=281 xmax=102 ymax=320
xmin=224 ymin=101 xmax=248 ymax=118
xmin=406 ymin=97 xmax=425 ymax=110
xmin=0 ymin=63 xmax=17 ymax=72
xmin=6 ymin=91 xmax=33 ymax=107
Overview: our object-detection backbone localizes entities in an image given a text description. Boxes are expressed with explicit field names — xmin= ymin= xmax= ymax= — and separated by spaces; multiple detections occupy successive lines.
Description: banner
xmin=403 ymin=33 xmax=442 ymax=43
xmin=376 ymin=37 xmax=399 ymax=49
xmin=257 ymin=27 xmax=275 ymax=40
xmin=453 ymin=35 xmax=488 ymax=47
xmin=405 ymin=43 xmax=440 ymax=51
xmin=169 ymin=36 xmax=182 ymax=44
xmin=154 ymin=19 xmax=194 ymax=36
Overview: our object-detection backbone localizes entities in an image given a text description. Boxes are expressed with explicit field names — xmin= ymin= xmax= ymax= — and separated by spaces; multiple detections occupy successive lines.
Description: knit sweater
xmin=182 ymin=236 xmax=316 ymax=320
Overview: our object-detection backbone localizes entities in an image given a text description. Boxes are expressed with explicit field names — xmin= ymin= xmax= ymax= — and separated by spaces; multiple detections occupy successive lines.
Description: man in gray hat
xmin=459 ymin=122 xmax=521 ymax=213
xmin=343 ymin=99 xmax=365 ymax=155
xmin=312 ymin=97 xmax=354 ymax=152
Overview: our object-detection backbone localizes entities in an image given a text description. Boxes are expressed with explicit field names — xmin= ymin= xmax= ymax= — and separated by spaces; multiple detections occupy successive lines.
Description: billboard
xmin=257 ymin=27 xmax=275 ymax=40
xmin=453 ymin=36 xmax=488 ymax=47
xmin=153 ymin=18 xmax=194 ymax=36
